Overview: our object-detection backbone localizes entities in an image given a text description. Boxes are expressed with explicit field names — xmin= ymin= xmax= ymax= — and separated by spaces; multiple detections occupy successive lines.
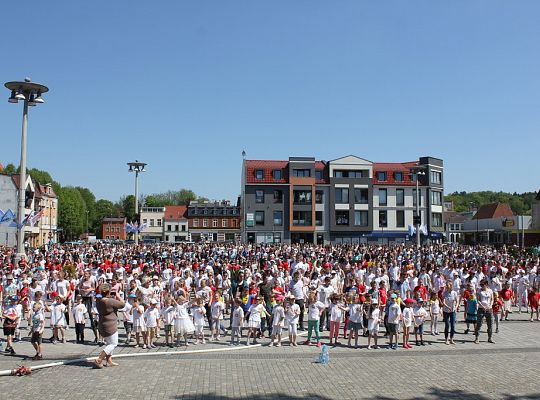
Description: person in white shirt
xmin=269 ymin=297 xmax=285 ymax=347
xmin=317 ymin=277 xmax=335 ymax=332
xmin=161 ymin=297 xmax=176 ymax=348
xmin=285 ymin=295 xmax=300 ymax=346
xmin=402 ymin=299 xmax=414 ymax=349
xmin=474 ymin=280 xmax=495 ymax=344
xmin=72 ymin=295 xmax=88 ymax=344
xmin=230 ymin=298 xmax=244 ymax=346
xmin=50 ymin=294 xmax=67 ymax=343
xmin=304 ymin=292 xmax=325 ymax=347
xmin=347 ymin=295 xmax=364 ymax=349
xmin=211 ymin=292 xmax=226 ymax=341
xmin=132 ymin=298 xmax=147 ymax=348
xmin=367 ymin=303 xmax=381 ymax=349
xmin=387 ymin=293 xmax=402 ymax=350
xmin=246 ymin=297 xmax=270 ymax=345
xmin=289 ymin=272 xmax=306 ymax=330
xmin=144 ymin=299 xmax=160 ymax=348
xmin=192 ymin=297 xmax=207 ymax=344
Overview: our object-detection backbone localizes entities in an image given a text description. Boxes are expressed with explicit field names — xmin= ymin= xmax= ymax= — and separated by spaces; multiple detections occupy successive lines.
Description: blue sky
xmin=1 ymin=1 xmax=539 ymax=203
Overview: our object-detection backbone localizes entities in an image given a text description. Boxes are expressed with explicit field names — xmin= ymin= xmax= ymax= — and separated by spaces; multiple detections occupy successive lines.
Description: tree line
xmin=444 ymin=191 xmax=537 ymax=215
xmin=1 ymin=163 xmax=207 ymax=241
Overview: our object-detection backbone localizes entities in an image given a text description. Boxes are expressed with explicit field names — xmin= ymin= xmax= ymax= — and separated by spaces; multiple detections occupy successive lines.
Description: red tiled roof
xmin=164 ymin=205 xmax=187 ymax=221
xmin=245 ymin=160 xmax=289 ymax=184
xmin=372 ymin=162 xmax=419 ymax=185
xmin=473 ymin=203 xmax=514 ymax=220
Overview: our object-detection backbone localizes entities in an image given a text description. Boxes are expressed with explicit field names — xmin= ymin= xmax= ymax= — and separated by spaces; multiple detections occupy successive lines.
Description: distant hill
xmin=444 ymin=191 xmax=536 ymax=215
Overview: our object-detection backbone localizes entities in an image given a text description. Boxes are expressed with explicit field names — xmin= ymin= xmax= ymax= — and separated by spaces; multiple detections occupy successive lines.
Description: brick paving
xmin=0 ymin=311 xmax=539 ymax=399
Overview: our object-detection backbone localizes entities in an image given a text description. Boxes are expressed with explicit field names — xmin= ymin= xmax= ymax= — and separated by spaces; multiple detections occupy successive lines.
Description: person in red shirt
xmin=492 ymin=292 xmax=504 ymax=333
xmin=499 ymin=283 xmax=514 ymax=321
xmin=460 ymin=283 xmax=473 ymax=321
xmin=413 ymin=281 xmax=428 ymax=302
xmin=527 ymin=287 xmax=539 ymax=322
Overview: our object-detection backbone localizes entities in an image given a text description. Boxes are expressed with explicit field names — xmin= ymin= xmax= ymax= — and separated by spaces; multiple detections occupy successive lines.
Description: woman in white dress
xmin=246 ymin=296 xmax=270 ymax=345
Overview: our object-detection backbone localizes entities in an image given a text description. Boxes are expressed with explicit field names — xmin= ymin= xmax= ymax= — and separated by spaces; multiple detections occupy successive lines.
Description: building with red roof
xmin=163 ymin=205 xmax=188 ymax=242
xmin=241 ymin=155 xmax=444 ymax=244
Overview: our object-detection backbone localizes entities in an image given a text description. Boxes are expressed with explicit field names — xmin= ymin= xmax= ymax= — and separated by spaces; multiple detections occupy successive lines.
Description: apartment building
xmin=163 ymin=205 xmax=189 ymax=243
xmin=241 ymin=155 xmax=444 ymax=244
xmin=187 ymin=200 xmax=241 ymax=242
xmin=140 ymin=206 xmax=165 ymax=241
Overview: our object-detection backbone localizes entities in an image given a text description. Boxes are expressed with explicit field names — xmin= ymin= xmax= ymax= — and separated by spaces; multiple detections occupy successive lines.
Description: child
xmin=367 ymin=303 xmax=381 ymax=349
xmin=30 ymin=302 xmax=45 ymax=360
xmin=270 ymin=296 xmax=285 ymax=347
xmin=429 ymin=292 xmax=440 ymax=335
xmin=192 ymin=297 xmax=207 ymax=344
xmin=328 ymin=295 xmax=347 ymax=346
xmin=342 ymin=293 xmax=353 ymax=339
xmin=72 ymin=295 xmax=88 ymax=344
xmin=50 ymin=294 xmax=67 ymax=343
xmin=132 ymin=298 xmax=148 ymax=348
xmin=174 ymin=296 xmax=195 ymax=347
xmin=144 ymin=299 xmax=161 ymax=348
xmin=492 ymin=292 xmax=504 ymax=333
xmin=120 ymin=294 xmax=135 ymax=345
xmin=402 ymin=298 xmax=414 ymax=349
xmin=500 ymin=283 xmax=513 ymax=321
xmin=304 ymin=292 xmax=325 ymax=348
xmin=230 ymin=298 xmax=244 ymax=346
xmin=413 ymin=298 xmax=427 ymax=346
xmin=247 ymin=296 xmax=270 ymax=345
xmin=161 ymin=297 xmax=176 ymax=348
xmin=465 ymin=293 xmax=478 ymax=334
xmin=2 ymin=296 xmax=20 ymax=355
xmin=387 ymin=293 xmax=401 ymax=350
xmin=347 ymin=295 xmax=364 ymax=349
xmin=211 ymin=291 xmax=226 ymax=341
xmin=285 ymin=295 xmax=300 ymax=346
xmin=528 ymin=287 xmax=539 ymax=322
xmin=91 ymin=296 xmax=102 ymax=345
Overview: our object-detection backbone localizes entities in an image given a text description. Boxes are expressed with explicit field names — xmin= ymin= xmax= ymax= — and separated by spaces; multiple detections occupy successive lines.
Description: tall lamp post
xmin=410 ymin=167 xmax=426 ymax=249
xmin=127 ymin=160 xmax=146 ymax=245
xmin=5 ymin=78 xmax=49 ymax=260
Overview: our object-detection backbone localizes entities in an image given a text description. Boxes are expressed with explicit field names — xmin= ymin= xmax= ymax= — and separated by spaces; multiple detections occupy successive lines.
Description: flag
xmin=138 ymin=223 xmax=148 ymax=232
xmin=408 ymin=225 xmax=416 ymax=236
xmin=29 ymin=209 xmax=44 ymax=226
xmin=420 ymin=224 xmax=428 ymax=235
xmin=0 ymin=209 xmax=15 ymax=224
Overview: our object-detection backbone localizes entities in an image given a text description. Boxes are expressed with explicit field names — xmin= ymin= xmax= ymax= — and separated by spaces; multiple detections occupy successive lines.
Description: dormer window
xmin=376 ymin=171 xmax=387 ymax=181
xmin=255 ymin=169 xmax=264 ymax=180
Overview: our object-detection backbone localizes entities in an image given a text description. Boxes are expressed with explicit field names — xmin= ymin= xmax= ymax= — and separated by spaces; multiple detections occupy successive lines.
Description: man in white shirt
xmin=474 ymin=280 xmax=494 ymax=344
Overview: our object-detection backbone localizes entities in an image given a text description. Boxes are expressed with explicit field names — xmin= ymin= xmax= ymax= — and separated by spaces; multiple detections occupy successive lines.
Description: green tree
xmin=119 ymin=195 xmax=137 ymax=222
xmin=57 ymin=187 xmax=86 ymax=240
xmin=75 ymin=186 xmax=97 ymax=232
xmin=2 ymin=163 xmax=17 ymax=174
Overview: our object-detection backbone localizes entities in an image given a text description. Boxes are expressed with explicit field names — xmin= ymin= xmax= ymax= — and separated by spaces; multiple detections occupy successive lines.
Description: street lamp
xmin=470 ymin=202 xmax=479 ymax=245
xmin=127 ymin=160 xmax=146 ymax=245
xmin=5 ymin=78 xmax=49 ymax=260
xmin=410 ymin=167 xmax=426 ymax=249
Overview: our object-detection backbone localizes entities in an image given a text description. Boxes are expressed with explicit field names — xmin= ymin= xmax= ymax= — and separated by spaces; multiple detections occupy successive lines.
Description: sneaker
xmin=474 ymin=338 xmax=479 ymax=344
xmin=367 ymin=345 xmax=372 ymax=350
xmin=488 ymin=339 xmax=495 ymax=344
xmin=303 ymin=340 xmax=311 ymax=345
xmin=134 ymin=344 xmax=140 ymax=348
xmin=276 ymin=343 xmax=281 ymax=347
xmin=445 ymin=340 xmax=450 ymax=345
xmin=316 ymin=342 xmax=322 ymax=348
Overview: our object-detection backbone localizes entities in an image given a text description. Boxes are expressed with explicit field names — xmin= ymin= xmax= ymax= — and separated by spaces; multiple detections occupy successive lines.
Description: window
xmin=379 ymin=189 xmax=387 ymax=206
xmin=272 ymin=169 xmax=282 ymax=180
xmin=394 ymin=172 xmax=404 ymax=182
xmin=396 ymin=210 xmax=405 ymax=227
xmin=376 ymin=171 xmax=387 ymax=181
xmin=292 ymin=169 xmax=310 ymax=177
xmin=315 ymin=211 xmax=323 ymax=226
xmin=255 ymin=190 xmax=264 ymax=204
xmin=431 ymin=191 xmax=442 ymax=206
xmin=212 ymin=219 xmax=218 ymax=227
xmin=143 ymin=219 xmax=148 ymax=224
xmin=293 ymin=190 xmax=312 ymax=204
xmin=315 ymin=170 xmax=323 ymax=181
xmin=222 ymin=219 xmax=228 ymax=228
xmin=315 ymin=190 xmax=324 ymax=204
xmin=157 ymin=219 xmax=162 ymax=227
xmin=334 ymin=170 xmax=367 ymax=178
xmin=273 ymin=211 xmax=283 ymax=226
xmin=175 ymin=225 xmax=179 ymax=231
xmin=203 ymin=219 xmax=208 ymax=227
xmin=150 ymin=219 xmax=155 ymax=227
xmin=181 ymin=225 xmax=186 ymax=231
xmin=255 ymin=169 xmax=264 ymax=180
xmin=255 ymin=211 xmax=265 ymax=225
xmin=354 ymin=210 xmax=368 ymax=227
xmin=335 ymin=188 xmax=349 ymax=203
xmin=105 ymin=227 xmax=110 ymax=232
xmin=396 ymin=189 xmax=405 ymax=206
xmin=335 ymin=210 xmax=349 ymax=226
xmin=273 ymin=190 xmax=283 ymax=204
xmin=354 ymin=188 xmax=368 ymax=204
xmin=432 ymin=213 xmax=443 ymax=227
xmin=431 ymin=171 xmax=442 ymax=184
xmin=167 ymin=224 xmax=172 ymax=231
xmin=193 ymin=219 xmax=199 ymax=227
xmin=379 ymin=210 xmax=388 ymax=227
xmin=293 ymin=211 xmax=312 ymax=226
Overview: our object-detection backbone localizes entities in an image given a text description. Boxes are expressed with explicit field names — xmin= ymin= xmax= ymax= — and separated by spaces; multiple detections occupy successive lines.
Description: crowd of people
xmin=1 ymin=241 xmax=539 ymax=367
